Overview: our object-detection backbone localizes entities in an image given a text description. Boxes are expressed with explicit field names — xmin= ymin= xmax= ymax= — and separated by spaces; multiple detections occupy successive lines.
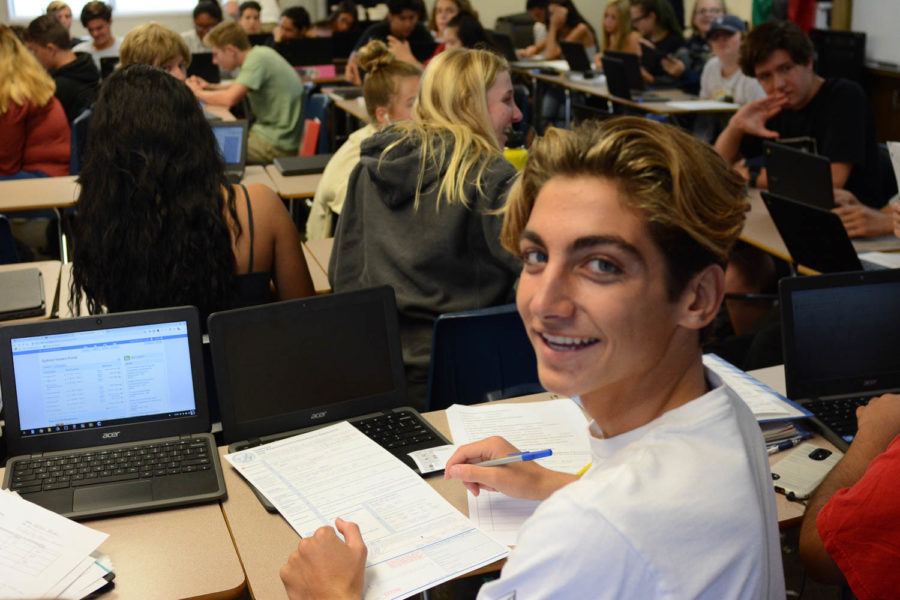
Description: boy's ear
xmin=677 ymin=264 xmax=725 ymax=331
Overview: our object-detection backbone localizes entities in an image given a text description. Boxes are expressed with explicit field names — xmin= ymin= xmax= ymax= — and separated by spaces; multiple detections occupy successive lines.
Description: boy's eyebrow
xmin=520 ymin=231 xmax=646 ymax=266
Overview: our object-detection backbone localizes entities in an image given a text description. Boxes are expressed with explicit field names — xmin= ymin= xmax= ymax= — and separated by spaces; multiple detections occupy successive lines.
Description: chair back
xmin=69 ymin=107 xmax=93 ymax=175
xmin=809 ymin=29 xmax=866 ymax=83
xmin=304 ymin=93 xmax=332 ymax=153
xmin=0 ymin=215 xmax=19 ymax=264
xmin=426 ymin=304 xmax=543 ymax=411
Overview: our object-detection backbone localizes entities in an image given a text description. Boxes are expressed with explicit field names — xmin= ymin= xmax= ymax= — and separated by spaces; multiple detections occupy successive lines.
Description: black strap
xmin=240 ymin=184 xmax=254 ymax=273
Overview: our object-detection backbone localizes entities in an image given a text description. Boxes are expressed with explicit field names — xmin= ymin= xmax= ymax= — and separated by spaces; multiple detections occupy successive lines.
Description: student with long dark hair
xmin=71 ymin=65 xmax=314 ymax=319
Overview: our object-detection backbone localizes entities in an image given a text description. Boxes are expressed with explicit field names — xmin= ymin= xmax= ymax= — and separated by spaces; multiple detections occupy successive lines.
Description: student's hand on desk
xmin=729 ymin=95 xmax=788 ymax=139
xmin=832 ymin=195 xmax=893 ymax=238
xmin=281 ymin=518 xmax=367 ymax=600
xmin=660 ymin=55 xmax=685 ymax=77
xmin=519 ymin=45 xmax=538 ymax=58
xmin=185 ymin=75 xmax=209 ymax=92
xmin=444 ymin=436 xmax=577 ymax=501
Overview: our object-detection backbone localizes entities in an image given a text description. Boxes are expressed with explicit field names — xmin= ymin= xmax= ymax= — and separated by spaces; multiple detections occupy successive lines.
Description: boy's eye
xmin=586 ymin=258 xmax=621 ymax=275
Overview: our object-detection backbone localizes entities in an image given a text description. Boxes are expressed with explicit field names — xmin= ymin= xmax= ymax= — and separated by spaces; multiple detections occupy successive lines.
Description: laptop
xmin=601 ymin=55 xmax=666 ymax=102
xmin=273 ymin=38 xmax=333 ymax=67
xmin=99 ymin=56 xmax=118 ymax=80
xmin=207 ymin=286 xmax=451 ymax=510
xmin=0 ymin=307 xmax=227 ymax=520
xmin=780 ymin=269 xmax=900 ymax=449
xmin=760 ymin=191 xmax=885 ymax=273
xmin=603 ymin=50 xmax=646 ymax=91
xmin=560 ymin=41 xmax=600 ymax=79
xmin=273 ymin=154 xmax=334 ymax=176
xmin=210 ymin=119 xmax=248 ymax=184
xmin=765 ymin=141 xmax=834 ymax=210
xmin=0 ymin=268 xmax=45 ymax=320
xmin=187 ymin=52 xmax=220 ymax=83
xmin=490 ymin=31 xmax=542 ymax=68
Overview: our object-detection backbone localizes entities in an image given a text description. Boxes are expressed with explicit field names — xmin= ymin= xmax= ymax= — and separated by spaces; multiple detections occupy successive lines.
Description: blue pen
xmin=474 ymin=449 xmax=552 ymax=467
xmin=767 ymin=438 xmax=803 ymax=455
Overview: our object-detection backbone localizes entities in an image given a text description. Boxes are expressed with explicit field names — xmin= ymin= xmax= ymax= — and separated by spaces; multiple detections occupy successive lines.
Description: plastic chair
xmin=0 ymin=215 xmax=19 ymax=264
xmin=69 ymin=107 xmax=92 ymax=175
xmin=304 ymin=93 xmax=332 ymax=154
xmin=425 ymin=304 xmax=544 ymax=412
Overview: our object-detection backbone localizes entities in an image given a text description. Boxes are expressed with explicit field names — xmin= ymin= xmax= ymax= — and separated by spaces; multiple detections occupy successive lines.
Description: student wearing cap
xmin=700 ymin=15 xmax=764 ymax=105
xmin=714 ymin=20 xmax=887 ymax=237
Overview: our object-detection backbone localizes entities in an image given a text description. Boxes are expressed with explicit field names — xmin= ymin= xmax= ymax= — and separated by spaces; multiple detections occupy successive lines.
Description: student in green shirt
xmin=187 ymin=21 xmax=302 ymax=163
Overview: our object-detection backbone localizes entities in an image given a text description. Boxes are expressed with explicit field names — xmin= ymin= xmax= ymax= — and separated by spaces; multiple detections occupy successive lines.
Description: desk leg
xmin=564 ymin=88 xmax=571 ymax=128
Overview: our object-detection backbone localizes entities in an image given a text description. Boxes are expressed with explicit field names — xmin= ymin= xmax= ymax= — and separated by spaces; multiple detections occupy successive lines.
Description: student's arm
xmin=281 ymin=518 xmax=366 ymax=600
xmin=187 ymin=80 xmax=249 ymax=107
xmin=344 ymin=50 xmax=362 ymax=85
xmin=831 ymin=188 xmax=893 ymax=238
xmin=250 ymin=184 xmax=315 ymax=300
xmin=444 ymin=436 xmax=579 ymax=501
xmin=519 ymin=38 xmax=547 ymax=58
xmin=714 ymin=95 xmax=787 ymax=164
xmin=543 ymin=4 xmax=568 ymax=60
xmin=800 ymin=394 xmax=900 ymax=584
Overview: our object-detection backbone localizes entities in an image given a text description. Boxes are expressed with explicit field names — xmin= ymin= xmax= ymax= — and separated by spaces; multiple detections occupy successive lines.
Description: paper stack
xmin=0 ymin=489 xmax=111 ymax=599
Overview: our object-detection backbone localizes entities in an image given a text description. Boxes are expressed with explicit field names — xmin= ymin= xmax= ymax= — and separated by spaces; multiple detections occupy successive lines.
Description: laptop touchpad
xmin=74 ymin=480 xmax=154 ymax=512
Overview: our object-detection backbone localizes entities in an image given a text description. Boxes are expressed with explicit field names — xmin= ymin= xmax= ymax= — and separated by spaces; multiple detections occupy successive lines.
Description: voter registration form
xmin=225 ymin=421 xmax=508 ymax=600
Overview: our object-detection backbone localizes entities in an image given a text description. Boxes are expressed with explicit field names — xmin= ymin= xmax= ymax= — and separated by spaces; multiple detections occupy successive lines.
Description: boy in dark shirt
xmin=344 ymin=0 xmax=433 ymax=84
xmin=24 ymin=15 xmax=99 ymax=122
xmin=715 ymin=20 xmax=887 ymax=237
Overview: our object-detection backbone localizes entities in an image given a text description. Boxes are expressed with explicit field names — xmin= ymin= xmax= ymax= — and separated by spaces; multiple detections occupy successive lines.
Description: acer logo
xmin=102 ymin=431 xmax=121 ymax=439
xmin=311 ymin=411 xmax=327 ymax=420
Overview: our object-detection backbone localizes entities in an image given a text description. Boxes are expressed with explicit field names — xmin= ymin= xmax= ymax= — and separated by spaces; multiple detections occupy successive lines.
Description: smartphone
xmin=770 ymin=443 xmax=843 ymax=500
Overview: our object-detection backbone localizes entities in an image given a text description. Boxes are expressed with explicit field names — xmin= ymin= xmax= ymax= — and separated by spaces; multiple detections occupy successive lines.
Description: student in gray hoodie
xmin=329 ymin=47 xmax=523 ymax=409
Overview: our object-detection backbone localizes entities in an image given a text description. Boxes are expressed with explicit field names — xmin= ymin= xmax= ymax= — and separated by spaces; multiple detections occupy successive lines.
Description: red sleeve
xmin=817 ymin=435 xmax=900 ymax=600
xmin=0 ymin=104 xmax=27 ymax=176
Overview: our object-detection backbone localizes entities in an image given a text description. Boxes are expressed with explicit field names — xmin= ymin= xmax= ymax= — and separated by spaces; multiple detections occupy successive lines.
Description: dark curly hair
xmin=71 ymin=64 xmax=240 ymax=320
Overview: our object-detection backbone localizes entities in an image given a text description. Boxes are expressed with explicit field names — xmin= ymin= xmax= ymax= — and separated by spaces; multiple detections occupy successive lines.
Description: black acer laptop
xmin=560 ymin=41 xmax=599 ymax=78
xmin=603 ymin=49 xmax=646 ymax=90
xmin=0 ymin=307 xmax=227 ymax=520
xmin=187 ymin=52 xmax=220 ymax=83
xmin=765 ymin=141 xmax=834 ymax=210
xmin=210 ymin=119 xmax=249 ymax=184
xmin=207 ymin=286 xmax=450 ymax=510
xmin=761 ymin=191 xmax=885 ymax=273
xmin=780 ymin=269 xmax=900 ymax=449
xmin=601 ymin=55 xmax=666 ymax=102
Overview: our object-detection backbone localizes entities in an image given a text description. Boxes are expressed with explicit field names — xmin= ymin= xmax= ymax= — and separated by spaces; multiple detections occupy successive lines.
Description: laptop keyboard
xmin=806 ymin=396 xmax=871 ymax=440
xmin=8 ymin=438 xmax=213 ymax=495
xmin=351 ymin=410 xmax=438 ymax=450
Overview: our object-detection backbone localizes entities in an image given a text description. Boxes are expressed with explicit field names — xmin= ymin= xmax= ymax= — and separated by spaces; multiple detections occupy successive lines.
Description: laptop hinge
xmin=246 ymin=437 xmax=262 ymax=449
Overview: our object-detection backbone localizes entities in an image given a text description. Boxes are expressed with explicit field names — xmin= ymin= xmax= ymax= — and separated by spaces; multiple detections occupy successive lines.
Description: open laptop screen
xmin=208 ymin=286 xmax=408 ymax=444
xmin=781 ymin=272 xmax=900 ymax=399
xmin=11 ymin=321 xmax=197 ymax=438
xmin=211 ymin=121 xmax=247 ymax=168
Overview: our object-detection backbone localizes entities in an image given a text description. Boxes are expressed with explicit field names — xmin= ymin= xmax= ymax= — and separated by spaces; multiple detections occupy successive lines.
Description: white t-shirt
xmin=72 ymin=36 xmax=122 ymax=71
xmin=180 ymin=29 xmax=209 ymax=54
xmin=700 ymin=57 xmax=766 ymax=105
xmin=478 ymin=371 xmax=785 ymax=599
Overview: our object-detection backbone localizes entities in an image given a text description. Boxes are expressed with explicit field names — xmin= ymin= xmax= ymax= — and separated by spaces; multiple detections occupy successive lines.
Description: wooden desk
xmin=0 ymin=467 xmax=247 ymax=600
xmin=204 ymin=104 xmax=236 ymax=121
xmin=329 ymin=94 xmax=368 ymax=122
xmin=301 ymin=244 xmax=330 ymax=295
xmin=748 ymin=364 xmax=839 ymax=530
xmin=302 ymin=237 xmax=333 ymax=275
xmin=0 ymin=260 xmax=61 ymax=325
xmin=741 ymin=188 xmax=793 ymax=264
xmin=242 ymin=164 xmax=277 ymax=187
xmin=263 ymin=166 xmax=322 ymax=199
xmin=0 ymin=175 xmax=79 ymax=212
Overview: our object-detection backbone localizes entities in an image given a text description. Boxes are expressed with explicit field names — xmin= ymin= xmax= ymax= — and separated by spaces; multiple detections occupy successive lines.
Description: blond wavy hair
xmin=120 ymin=23 xmax=191 ymax=69
xmin=603 ymin=0 xmax=633 ymax=52
xmin=0 ymin=25 xmax=56 ymax=114
xmin=502 ymin=118 xmax=748 ymax=299
xmin=385 ymin=47 xmax=508 ymax=209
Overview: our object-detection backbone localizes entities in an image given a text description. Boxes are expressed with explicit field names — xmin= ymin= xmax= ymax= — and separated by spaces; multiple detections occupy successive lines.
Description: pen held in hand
xmin=473 ymin=449 xmax=552 ymax=467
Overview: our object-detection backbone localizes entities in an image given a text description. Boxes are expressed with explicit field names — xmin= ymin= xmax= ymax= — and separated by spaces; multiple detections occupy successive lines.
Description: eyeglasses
xmin=697 ymin=7 xmax=724 ymax=16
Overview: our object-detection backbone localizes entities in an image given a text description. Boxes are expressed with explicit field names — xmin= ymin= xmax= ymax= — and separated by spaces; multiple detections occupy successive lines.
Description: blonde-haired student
xmin=0 ymin=24 xmax=70 ymax=179
xmin=328 ymin=47 xmax=522 ymax=408
xmin=119 ymin=22 xmax=191 ymax=81
xmin=283 ymin=116 xmax=785 ymax=600
xmin=306 ymin=40 xmax=421 ymax=241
